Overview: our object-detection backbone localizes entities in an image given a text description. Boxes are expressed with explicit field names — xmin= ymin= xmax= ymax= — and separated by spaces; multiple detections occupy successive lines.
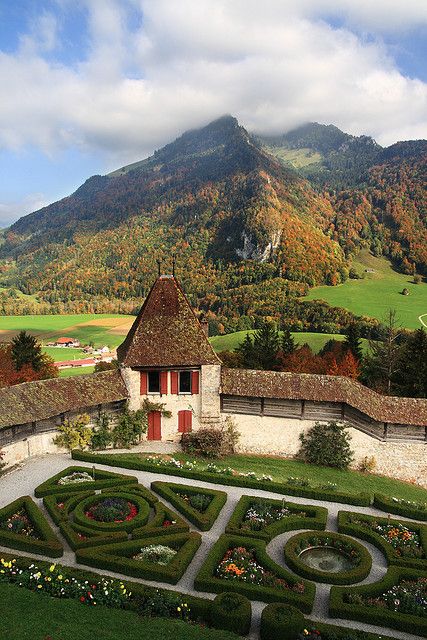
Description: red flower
xmin=80 ymin=596 xmax=85 ymax=602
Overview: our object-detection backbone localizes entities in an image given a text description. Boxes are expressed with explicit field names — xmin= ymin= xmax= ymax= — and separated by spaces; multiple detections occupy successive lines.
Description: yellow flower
xmin=37 ymin=585 xmax=42 ymax=589
xmin=49 ymin=564 xmax=56 ymax=572
xmin=177 ymin=607 xmax=181 ymax=612
xmin=58 ymin=575 xmax=63 ymax=580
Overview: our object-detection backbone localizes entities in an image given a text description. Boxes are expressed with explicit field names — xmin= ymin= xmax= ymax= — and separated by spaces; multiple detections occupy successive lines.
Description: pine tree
xmin=252 ymin=320 xmax=280 ymax=370
xmin=235 ymin=333 xmax=256 ymax=368
xmin=396 ymin=328 xmax=427 ymax=397
xmin=11 ymin=331 xmax=44 ymax=371
xmin=362 ymin=311 xmax=403 ymax=394
xmin=344 ymin=322 xmax=363 ymax=361
xmin=281 ymin=325 xmax=296 ymax=356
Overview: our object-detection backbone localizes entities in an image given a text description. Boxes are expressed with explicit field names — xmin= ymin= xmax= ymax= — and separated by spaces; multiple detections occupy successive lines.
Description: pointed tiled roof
xmin=117 ymin=276 xmax=220 ymax=368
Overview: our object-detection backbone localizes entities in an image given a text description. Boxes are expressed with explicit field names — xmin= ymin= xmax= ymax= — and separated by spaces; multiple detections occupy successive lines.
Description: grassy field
xmin=0 ymin=583 xmax=235 ymax=640
xmin=43 ymin=346 xmax=88 ymax=361
xmin=305 ymin=251 xmax=427 ymax=330
xmin=108 ymin=452 xmax=427 ymax=502
xmin=0 ymin=313 xmax=133 ymax=349
xmin=209 ymin=330 xmax=367 ymax=353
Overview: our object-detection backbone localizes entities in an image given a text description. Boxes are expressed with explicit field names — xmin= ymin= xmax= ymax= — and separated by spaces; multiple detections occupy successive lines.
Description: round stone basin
xmin=298 ymin=546 xmax=354 ymax=573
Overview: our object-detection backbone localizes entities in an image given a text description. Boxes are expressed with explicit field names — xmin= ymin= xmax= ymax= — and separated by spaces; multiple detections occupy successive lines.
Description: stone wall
xmin=200 ymin=364 xmax=221 ymax=423
xmin=221 ymin=411 xmax=427 ymax=488
xmin=2 ymin=431 xmax=68 ymax=468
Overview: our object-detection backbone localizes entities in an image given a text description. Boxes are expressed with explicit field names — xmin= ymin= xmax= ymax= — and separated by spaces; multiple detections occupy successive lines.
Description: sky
xmin=1 ymin=0 xmax=427 ymax=228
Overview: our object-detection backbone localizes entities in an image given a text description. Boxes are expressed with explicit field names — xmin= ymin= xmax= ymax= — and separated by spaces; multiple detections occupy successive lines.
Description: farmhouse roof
xmin=56 ymin=337 xmax=77 ymax=344
xmin=221 ymin=368 xmax=427 ymax=427
xmin=0 ymin=370 xmax=128 ymax=429
xmin=117 ymin=275 xmax=220 ymax=368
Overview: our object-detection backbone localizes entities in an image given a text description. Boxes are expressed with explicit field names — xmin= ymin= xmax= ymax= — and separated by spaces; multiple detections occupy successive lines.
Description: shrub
xmin=91 ymin=413 xmax=113 ymax=450
xmin=260 ymin=603 xmax=305 ymax=640
xmin=111 ymin=408 xmax=147 ymax=448
xmin=357 ymin=456 xmax=377 ymax=473
xmin=210 ymin=592 xmax=251 ymax=635
xmin=298 ymin=421 xmax=354 ymax=469
xmin=181 ymin=417 xmax=239 ymax=458
xmin=53 ymin=414 xmax=93 ymax=451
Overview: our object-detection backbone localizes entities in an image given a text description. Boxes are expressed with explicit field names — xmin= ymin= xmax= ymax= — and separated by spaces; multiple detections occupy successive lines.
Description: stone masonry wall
xmin=200 ymin=364 xmax=221 ymax=423
xmin=221 ymin=411 xmax=427 ymax=488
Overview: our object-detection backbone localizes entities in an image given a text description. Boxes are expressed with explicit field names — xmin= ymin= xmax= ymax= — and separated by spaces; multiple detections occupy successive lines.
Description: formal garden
xmin=0 ymin=454 xmax=427 ymax=640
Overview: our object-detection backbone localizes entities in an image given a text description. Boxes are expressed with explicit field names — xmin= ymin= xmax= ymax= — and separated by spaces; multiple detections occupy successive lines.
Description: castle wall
xmin=221 ymin=411 xmax=427 ymax=488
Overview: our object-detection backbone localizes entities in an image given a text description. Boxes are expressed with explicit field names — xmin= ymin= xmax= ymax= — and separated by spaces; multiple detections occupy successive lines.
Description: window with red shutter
xmin=160 ymin=371 xmax=168 ymax=395
xmin=140 ymin=371 xmax=148 ymax=395
xmin=191 ymin=370 xmax=199 ymax=394
xmin=170 ymin=371 xmax=179 ymax=394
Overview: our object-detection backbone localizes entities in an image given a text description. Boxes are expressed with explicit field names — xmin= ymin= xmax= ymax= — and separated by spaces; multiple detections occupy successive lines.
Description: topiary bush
xmin=298 ymin=421 xmax=354 ymax=469
xmin=210 ymin=592 xmax=252 ymax=635
xmin=260 ymin=602 xmax=305 ymax=640
xmin=181 ymin=417 xmax=239 ymax=458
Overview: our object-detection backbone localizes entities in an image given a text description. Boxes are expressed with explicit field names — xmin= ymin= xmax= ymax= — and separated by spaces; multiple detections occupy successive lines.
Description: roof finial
xmin=172 ymin=254 xmax=176 ymax=277
xmin=156 ymin=259 xmax=162 ymax=277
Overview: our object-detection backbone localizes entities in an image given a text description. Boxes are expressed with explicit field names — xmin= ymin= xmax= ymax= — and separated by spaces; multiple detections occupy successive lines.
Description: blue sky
xmin=1 ymin=0 xmax=426 ymax=228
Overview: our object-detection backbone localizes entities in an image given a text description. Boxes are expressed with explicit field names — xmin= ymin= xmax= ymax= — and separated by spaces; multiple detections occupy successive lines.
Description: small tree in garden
xmin=111 ymin=400 xmax=171 ymax=449
xmin=298 ymin=421 xmax=354 ymax=469
xmin=182 ymin=417 xmax=240 ymax=458
xmin=91 ymin=412 xmax=113 ymax=450
xmin=53 ymin=414 xmax=93 ymax=452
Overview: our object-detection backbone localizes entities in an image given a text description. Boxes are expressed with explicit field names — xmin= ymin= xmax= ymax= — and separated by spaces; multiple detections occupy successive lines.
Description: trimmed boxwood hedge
xmin=225 ymin=495 xmax=327 ymax=541
xmin=374 ymin=493 xmax=427 ymax=522
xmin=210 ymin=592 xmax=251 ymax=636
xmin=194 ymin=534 xmax=315 ymax=613
xmin=43 ymin=491 xmax=95 ymax=525
xmin=330 ymin=566 xmax=427 ymax=637
xmin=0 ymin=496 xmax=63 ymax=558
xmin=151 ymin=481 xmax=227 ymax=531
xmin=260 ymin=603 xmax=305 ymax=640
xmin=59 ymin=520 xmax=128 ymax=550
xmin=35 ymin=466 xmax=138 ymax=497
xmin=72 ymin=450 xmax=372 ymax=506
xmin=76 ymin=532 xmax=202 ymax=584
xmin=338 ymin=510 xmax=427 ymax=570
xmin=283 ymin=530 xmax=372 ymax=585
xmin=73 ymin=492 xmax=151 ymax=533
xmin=131 ymin=501 xmax=190 ymax=539
xmin=0 ymin=550 xmax=214 ymax=629
xmin=304 ymin=618 xmax=399 ymax=640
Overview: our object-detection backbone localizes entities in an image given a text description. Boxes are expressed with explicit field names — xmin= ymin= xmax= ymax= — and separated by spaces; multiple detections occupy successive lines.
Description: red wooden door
xmin=147 ymin=411 xmax=161 ymax=440
xmin=178 ymin=410 xmax=192 ymax=433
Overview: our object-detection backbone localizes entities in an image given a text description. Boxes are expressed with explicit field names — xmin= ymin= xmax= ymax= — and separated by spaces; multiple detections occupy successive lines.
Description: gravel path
xmin=0 ymin=454 xmax=425 ymax=640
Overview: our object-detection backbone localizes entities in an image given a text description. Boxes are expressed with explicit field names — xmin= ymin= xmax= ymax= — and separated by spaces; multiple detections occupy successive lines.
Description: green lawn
xmin=0 ymin=313 xmax=132 ymax=349
xmin=59 ymin=365 xmax=96 ymax=377
xmin=0 ymin=583 xmax=235 ymax=640
xmin=304 ymin=252 xmax=427 ymax=330
xmin=210 ymin=331 xmax=368 ymax=354
xmin=107 ymin=452 xmax=427 ymax=502
xmin=43 ymin=347 xmax=88 ymax=361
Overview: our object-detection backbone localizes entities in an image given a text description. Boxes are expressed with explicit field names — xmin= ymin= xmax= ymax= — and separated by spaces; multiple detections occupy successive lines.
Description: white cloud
xmin=0 ymin=194 xmax=49 ymax=228
xmin=0 ymin=0 xmax=426 ymax=170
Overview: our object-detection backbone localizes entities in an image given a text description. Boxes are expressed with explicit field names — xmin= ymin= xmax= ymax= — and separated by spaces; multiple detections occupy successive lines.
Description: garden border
xmin=338 ymin=510 xmax=427 ymax=570
xmin=0 ymin=496 xmax=63 ymax=558
xmin=225 ymin=495 xmax=327 ymax=541
xmin=283 ymin=530 xmax=372 ymax=585
xmin=151 ymin=481 xmax=227 ymax=531
xmin=71 ymin=451 xmax=372 ymax=506
xmin=73 ymin=491 xmax=151 ymax=533
xmin=76 ymin=532 xmax=202 ymax=584
xmin=373 ymin=493 xmax=427 ymax=522
xmin=330 ymin=565 xmax=427 ymax=637
xmin=194 ymin=533 xmax=315 ymax=613
xmin=34 ymin=465 xmax=137 ymax=497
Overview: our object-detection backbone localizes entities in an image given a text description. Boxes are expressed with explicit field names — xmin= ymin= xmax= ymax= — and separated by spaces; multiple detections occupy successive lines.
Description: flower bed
xmin=284 ymin=531 xmax=372 ymax=585
xmin=133 ymin=544 xmax=177 ymax=565
xmin=338 ymin=511 xmax=427 ymax=570
xmin=225 ymin=495 xmax=327 ymax=541
xmin=58 ymin=471 xmax=95 ymax=485
xmin=73 ymin=492 xmax=151 ymax=533
xmin=330 ymin=566 xmax=427 ymax=637
xmin=0 ymin=496 xmax=63 ymax=558
xmin=374 ymin=494 xmax=427 ymax=522
xmin=72 ymin=450 xmax=372 ymax=506
xmin=35 ymin=466 xmax=137 ymax=497
xmin=195 ymin=534 xmax=315 ymax=612
xmin=76 ymin=532 xmax=202 ymax=584
xmin=151 ymin=481 xmax=227 ymax=531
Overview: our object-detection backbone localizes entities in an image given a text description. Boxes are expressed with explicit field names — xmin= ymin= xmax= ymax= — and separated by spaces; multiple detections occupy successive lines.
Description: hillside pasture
xmin=304 ymin=252 xmax=427 ymax=330
xmin=209 ymin=331 xmax=360 ymax=353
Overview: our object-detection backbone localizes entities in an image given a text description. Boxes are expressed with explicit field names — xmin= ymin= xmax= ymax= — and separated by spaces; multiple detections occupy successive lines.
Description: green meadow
xmin=304 ymin=252 xmax=427 ymax=330
xmin=209 ymin=331 xmax=363 ymax=354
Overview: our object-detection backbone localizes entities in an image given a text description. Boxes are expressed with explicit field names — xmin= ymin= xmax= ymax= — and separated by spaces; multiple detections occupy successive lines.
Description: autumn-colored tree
xmin=0 ymin=342 xmax=57 ymax=389
xmin=326 ymin=351 xmax=360 ymax=379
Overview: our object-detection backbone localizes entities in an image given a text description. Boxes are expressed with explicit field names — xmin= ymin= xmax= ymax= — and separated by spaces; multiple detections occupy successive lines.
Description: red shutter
xmin=191 ymin=370 xmax=200 ymax=395
xmin=160 ymin=371 xmax=168 ymax=395
xmin=140 ymin=372 xmax=147 ymax=395
xmin=170 ymin=371 xmax=179 ymax=394
xmin=178 ymin=410 xmax=192 ymax=433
